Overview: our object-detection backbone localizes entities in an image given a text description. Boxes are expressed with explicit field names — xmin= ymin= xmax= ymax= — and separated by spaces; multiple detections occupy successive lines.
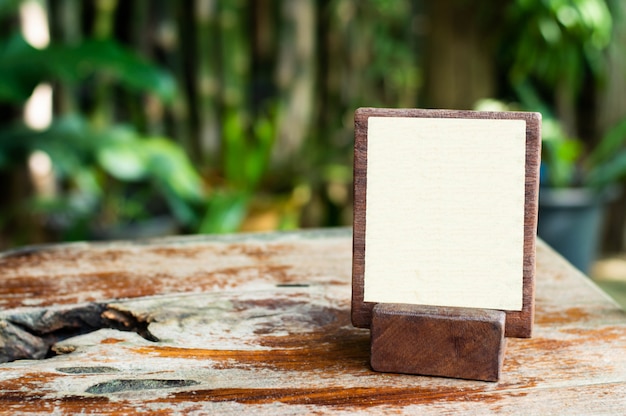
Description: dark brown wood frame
xmin=351 ymin=108 xmax=541 ymax=338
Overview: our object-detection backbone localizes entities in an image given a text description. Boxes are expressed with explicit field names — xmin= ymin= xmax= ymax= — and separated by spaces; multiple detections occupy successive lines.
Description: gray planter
xmin=537 ymin=187 xmax=616 ymax=274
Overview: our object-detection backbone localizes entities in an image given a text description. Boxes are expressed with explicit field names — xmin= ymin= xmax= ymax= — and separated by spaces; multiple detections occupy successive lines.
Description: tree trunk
xmin=422 ymin=0 xmax=497 ymax=110
xmin=274 ymin=0 xmax=316 ymax=165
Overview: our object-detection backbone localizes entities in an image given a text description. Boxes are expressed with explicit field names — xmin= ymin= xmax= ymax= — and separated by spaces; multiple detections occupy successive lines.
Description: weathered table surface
xmin=0 ymin=228 xmax=625 ymax=415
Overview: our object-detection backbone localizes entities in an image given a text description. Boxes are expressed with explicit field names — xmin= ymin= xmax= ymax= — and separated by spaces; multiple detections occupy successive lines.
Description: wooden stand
xmin=371 ymin=304 xmax=506 ymax=382
xmin=352 ymin=108 xmax=541 ymax=381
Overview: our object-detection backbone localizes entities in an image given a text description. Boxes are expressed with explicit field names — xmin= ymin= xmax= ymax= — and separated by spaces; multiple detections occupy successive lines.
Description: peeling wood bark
xmin=0 ymin=303 xmax=157 ymax=362
xmin=0 ymin=229 xmax=625 ymax=414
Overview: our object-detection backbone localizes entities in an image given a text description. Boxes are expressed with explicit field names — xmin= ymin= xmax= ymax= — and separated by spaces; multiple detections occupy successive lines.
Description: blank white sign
xmin=363 ymin=116 xmax=526 ymax=311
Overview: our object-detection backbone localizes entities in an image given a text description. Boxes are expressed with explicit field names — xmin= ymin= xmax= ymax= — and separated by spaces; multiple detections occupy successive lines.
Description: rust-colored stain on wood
xmin=533 ymin=306 xmax=591 ymax=325
xmin=1 ymin=230 xmax=625 ymax=414
xmin=132 ymin=337 xmax=369 ymax=373
xmin=0 ymin=385 xmax=516 ymax=412
xmin=165 ymin=386 xmax=507 ymax=407
xmin=0 ymin=371 xmax=62 ymax=393
xmin=0 ymin=240 xmax=324 ymax=309
xmin=100 ymin=338 xmax=127 ymax=344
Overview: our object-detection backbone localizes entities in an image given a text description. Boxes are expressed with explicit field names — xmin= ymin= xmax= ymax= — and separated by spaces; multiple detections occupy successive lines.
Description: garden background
xmin=2 ymin=0 xmax=626 ymax=268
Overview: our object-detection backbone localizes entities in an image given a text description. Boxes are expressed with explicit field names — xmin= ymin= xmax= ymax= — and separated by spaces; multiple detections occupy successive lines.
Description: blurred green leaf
xmin=0 ymin=0 xmax=21 ymax=18
xmin=587 ymin=118 xmax=626 ymax=168
xmin=538 ymin=16 xmax=561 ymax=44
xmin=504 ymin=0 xmax=612 ymax=94
xmin=96 ymin=129 xmax=206 ymax=226
xmin=31 ymin=116 xmax=95 ymax=177
xmin=542 ymin=138 xmax=583 ymax=187
xmin=0 ymin=34 xmax=45 ymax=102
xmin=3 ymin=114 xmax=206 ymax=228
xmin=143 ymin=137 xmax=205 ymax=204
xmin=246 ymin=111 xmax=275 ymax=189
xmin=0 ymin=34 xmax=177 ymax=104
xmin=74 ymin=167 xmax=103 ymax=199
xmin=0 ymin=123 xmax=32 ymax=168
xmin=199 ymin=190 xmax=249 ymax=234
xmin=512 ymin=81 xmax=551 ymax=115
xmin=223 ymin=110 xmax=246 ymax=188
xmin=97 ymin=135 xmax=148 ymax=181
xmin=45 ymin=39 xmax=177 ymax=103
xmin=587 ymin=149 xmax=626 ymax=188
xmin=222 ymin=107 xmax=275 ymax=193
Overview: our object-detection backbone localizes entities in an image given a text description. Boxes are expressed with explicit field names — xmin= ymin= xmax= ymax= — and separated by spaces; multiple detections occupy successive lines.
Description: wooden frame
xmin=351 ymin=108 xmax=541 ymax=338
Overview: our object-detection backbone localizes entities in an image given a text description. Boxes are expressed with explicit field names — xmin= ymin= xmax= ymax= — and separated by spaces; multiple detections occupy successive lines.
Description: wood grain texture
xmin=371 ymin=304 xmax=505 ymax=382
xmin=0 ymin=230 xmax=625 ymax=414
xmin=352 ymin=108 xmax=542 ymax=338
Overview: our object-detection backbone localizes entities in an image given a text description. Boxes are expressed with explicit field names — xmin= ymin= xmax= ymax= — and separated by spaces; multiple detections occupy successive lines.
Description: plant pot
xmin=537 ymin=187 xmax=617 ymax=274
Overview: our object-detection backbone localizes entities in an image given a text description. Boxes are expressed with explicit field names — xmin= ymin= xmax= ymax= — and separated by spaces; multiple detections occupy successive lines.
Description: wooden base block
xmin=371 ymin=304 xmax=506 ymax=382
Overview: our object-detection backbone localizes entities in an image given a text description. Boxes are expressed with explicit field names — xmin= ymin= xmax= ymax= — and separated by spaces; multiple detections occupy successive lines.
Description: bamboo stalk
xmin=128 ymin=0 xmax=151 ymax=134
xmin=47 ymin=0 xmax=82 ymax=115
xmin=161 ymin=0 xmax=194 ymax=157
xmin=90 ymin=0 xmax=119 ymax=129
xmin=273 ymin=0 xmax=316 ymax=166
xmin=195 ymin=0 xmax=220 ymax=165
xmin=219 ymin=0 xmax=251 ymax=186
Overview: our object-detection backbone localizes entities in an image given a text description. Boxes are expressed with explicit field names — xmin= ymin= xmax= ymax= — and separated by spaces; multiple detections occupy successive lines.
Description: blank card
xmin=363 ymin=116 xmax=526 ymax=310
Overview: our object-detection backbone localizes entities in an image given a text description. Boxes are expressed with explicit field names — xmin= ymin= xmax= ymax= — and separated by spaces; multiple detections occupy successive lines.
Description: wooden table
xmin=1 ymin=229 xmax=625 ymax=415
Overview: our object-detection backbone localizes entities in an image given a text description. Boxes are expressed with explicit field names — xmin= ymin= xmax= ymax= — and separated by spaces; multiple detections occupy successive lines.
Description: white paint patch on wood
xmin=364 ymin=116 xmax=526 ymax=311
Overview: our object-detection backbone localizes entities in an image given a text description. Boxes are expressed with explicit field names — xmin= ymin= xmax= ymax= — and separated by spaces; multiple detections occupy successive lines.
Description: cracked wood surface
xmin=0 ymin=228 xmax=625 ymax=415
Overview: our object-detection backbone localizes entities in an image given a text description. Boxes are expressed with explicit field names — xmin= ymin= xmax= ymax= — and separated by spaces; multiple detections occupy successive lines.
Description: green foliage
xmin=1 ymin=115 xmax=206 ymax=231
xmin=199 ymin=190 xmax=249 ymax=234
xmin=0 ymin=0 xmax=21 ymax=19
xmin=199 ymin=107 xmax=276 ymax=234
xmin=534 ymin=112 xmax=626 ymax=189
xmin=586 ymin=119 xmax=626 ymax=187
xmin=96 ymin=127 xmax=206 ymax=226
xmin=504 ymin=0 xmax=612 ymax=94
xmin=0 ymin=13 xmax=202 ymax=242
xmin=363 ymin=0 xmax=421 ymax=105
xmin=0 ymin=34 xmax=175 ymax=104
xmin=347 ymin=0 xmax=421 ymax=107
xmin=222 ymin=108 xmax=275 ymax=192
xmin=498 ymin=0 xmax=626 ymax=190
xmin=541 ymin=118 xmax=583 ymax=187
xmin=587 ymin=118 xmax=626 ymax=167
